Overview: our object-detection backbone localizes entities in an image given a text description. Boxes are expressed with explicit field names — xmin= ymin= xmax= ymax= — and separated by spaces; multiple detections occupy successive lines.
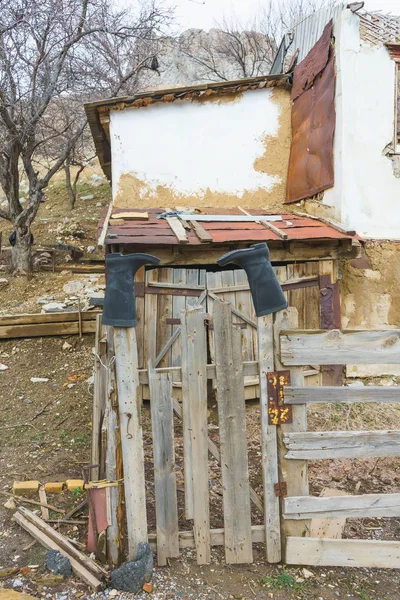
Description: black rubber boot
xmin=103 ymin=253 xmax=160 ymax=327
xmin=217 ymin=243 xmax=287 ymax=317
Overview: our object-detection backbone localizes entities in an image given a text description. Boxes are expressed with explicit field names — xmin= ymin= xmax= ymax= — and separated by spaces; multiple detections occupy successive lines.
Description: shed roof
xmin=99 ymin=207 xmax=358 ymax=249
xmin=85 ymin=74 xmax=291 ymax=180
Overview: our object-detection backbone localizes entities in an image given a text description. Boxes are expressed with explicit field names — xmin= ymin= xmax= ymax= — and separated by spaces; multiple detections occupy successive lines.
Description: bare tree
xmin=179 ymin=0 xmax=338 ymax=82
xmin=0 ymin=0 xmax=173 ymax=273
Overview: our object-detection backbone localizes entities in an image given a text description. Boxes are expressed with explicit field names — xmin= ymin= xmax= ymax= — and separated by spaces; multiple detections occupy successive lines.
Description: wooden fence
xmin=279 ymin=325 xmax=400 ymax=568
xmin=92 ymin=301 xmax=400 ymax=569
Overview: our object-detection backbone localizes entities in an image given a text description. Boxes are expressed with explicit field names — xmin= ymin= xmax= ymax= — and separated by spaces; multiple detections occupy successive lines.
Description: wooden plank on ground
xmin=0 ymin=320 xmax=97 ymax=339
xmin=285 ymin=491 xmax=400 ymax=520
xmin=114 ymin=326 xmax=147 ymax=560
xmin=14 ymin=512 xmax=103 ymax=590
xmin=258 ymin=313 xmax=280 ymax=563
xmin=0 ymin=311 xmax=100 ymax=326
xmin=181 ymin=305 xmax=210 ymax=564
xmin=148 ymin=365 xmax=179 ymax=566
xmin=286 ymin=537 xmax=400 ymax=568
xmin=284 ymin=385 xmax=400 ymax=404
xmin=284 ymin=430 xmax=400 ymax=460
xmin=309 ymin=488 xmax=348 ymax=539
xmin=280 ymin=330 xmax=400 ymax=366
xmin=274 ymin=309 xmax=309 ymax=543
xmin=214 ymin=300 xmax=253 ymax=564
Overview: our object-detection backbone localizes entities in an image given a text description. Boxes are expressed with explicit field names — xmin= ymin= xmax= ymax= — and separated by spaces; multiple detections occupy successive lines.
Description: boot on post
xmin=217 ymin=243 xmax=287 ymax=317
xmin=103 ymin=252 xmax=160 ymax=327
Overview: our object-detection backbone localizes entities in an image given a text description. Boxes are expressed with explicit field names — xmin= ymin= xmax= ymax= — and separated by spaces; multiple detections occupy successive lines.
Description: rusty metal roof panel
xmin=99 ymin=208 xmax=357 ymax=247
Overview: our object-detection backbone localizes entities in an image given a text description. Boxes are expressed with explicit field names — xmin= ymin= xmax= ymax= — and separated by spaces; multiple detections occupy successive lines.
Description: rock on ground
xmin=46 ymin=550 xmax=72 ymax=578
xmin=110 ymin=542 xmax=153 ymax=593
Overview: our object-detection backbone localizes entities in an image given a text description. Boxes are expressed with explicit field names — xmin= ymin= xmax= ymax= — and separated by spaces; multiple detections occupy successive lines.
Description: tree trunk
xmin=64 ymin=164 xmax=76 ymax=209
xmin=11 ymin=226 xmax=33 ymax=275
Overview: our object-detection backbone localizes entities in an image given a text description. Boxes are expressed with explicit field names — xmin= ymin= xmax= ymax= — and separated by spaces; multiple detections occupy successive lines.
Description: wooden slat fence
xmin=279 ymin=326 xmax=400 ymax=569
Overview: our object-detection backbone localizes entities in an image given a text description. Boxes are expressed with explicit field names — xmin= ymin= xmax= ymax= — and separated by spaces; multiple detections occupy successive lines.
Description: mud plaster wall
xmin=110 ymin=87 xmax=291 ymax=210
xmin=340 ymin=241 xmax=400 ymax=377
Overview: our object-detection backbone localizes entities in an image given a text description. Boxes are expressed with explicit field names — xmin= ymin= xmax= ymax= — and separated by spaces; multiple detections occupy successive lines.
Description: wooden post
xmin=273 ymin=308 xmax=309 ymax=548
xmin=214 ymin=301 xmax=253 ymax=564
xmin=148 ymin=365 xmax=179 ymax=566
xmin=91 ymin=315 xmax=106 ymax=482
xmin=181 ymin=305 xmax=210 ymax=564
xmin=257 ymin=313 xmax=281 ymax=563
xmin=114 ymin=326 xmax=147 ymax=560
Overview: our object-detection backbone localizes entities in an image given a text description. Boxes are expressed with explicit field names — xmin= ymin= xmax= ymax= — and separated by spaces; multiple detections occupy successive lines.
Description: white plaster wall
xmin=110 ymin=89 xmax=282 ymax=202
xmin=324 ymin=9 xmax=400 ymax=238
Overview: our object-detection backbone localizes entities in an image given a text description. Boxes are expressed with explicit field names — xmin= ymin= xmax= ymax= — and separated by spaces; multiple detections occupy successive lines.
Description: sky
xmin=166 ymin=0 xmax=400 ymax=31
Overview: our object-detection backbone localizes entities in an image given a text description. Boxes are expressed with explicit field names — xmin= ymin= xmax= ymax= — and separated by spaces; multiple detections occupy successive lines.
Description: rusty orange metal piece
xmin=267 ymin=370 xmax=292 ymax=425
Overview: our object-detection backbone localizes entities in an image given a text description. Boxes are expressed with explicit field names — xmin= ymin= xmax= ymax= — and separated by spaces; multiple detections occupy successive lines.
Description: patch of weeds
xmin=71 ymin=487 xmax=84 ymax=500
xmin=33 ymin=433 xmax=44 ymax=441
xmin=59 ymin=429 xmax=70 ymax=440
xmin=72 ymin=434 xmax=89 ymax=446
xmin=358 ymin=590 xmax=371 ymax=600
xmin=261 ymin=571 xmax=303 ymax=591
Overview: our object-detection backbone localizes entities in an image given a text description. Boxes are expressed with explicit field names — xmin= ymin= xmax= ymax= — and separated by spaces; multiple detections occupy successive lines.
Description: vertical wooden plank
xmin=114 ymin=326 xmax=147 ymax=560
xmin=148 ymin=365 xmax=179 ymax=566
xmin=319 ymin=260 xmax=343 ymax=386
xmin=273 ymin=308 xmax=309 ymax=546
xmin=181 ymin=306 xmax=210 ymax=564
xmin=143 ymin=268 xmax=158 ymax=401
xmin=135 ymin=266 xmax=145 ymax=369
xmin=157 ymin=268 xmax=173 ymax=368
xmin=172 ymin=269 xmax=187 ymax=368
xmin=214 ymin=301 xmax=253 ymax=564
xmin=91 ymin=315 xmax=105 ymax=482
xmin=257 ymin=312 xmax=281 ymax=563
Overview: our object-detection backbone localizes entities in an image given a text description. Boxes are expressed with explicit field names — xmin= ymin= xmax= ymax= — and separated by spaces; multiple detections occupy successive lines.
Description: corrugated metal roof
xmin=291 ymin=4 xmax=344 ymax=63
xmin=99 ymin=207 xmax=358 ymax=247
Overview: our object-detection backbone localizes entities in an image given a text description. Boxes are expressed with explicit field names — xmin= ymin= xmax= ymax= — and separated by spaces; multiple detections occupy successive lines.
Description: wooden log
xmin=14 ymin=512 xmax=103 ymax=590
xmin=214 ymin=301 xmax=253 ymax=564
xmin=284 ymin=385 xmax=400 ymax=404
xmin=285 ymin=537 xmax=400 ymax=568
xmin=284 ymin=492 xmax=400 ymax=520
xmin=181 ymin=306 xmax=210 ymax=564
xmin=284 ymin=430 xmax=400 ymax=460
xmin=273 ymin=309 xmax=309 ymax=543
xmin=114 ymin=326 xmax=147 ymax=560
xmin=17 ymin=507 xmax=107 ymax=579
xmin=148 ymin=366 xmax=179 ymax=566
xmin=280 ymin=329 xmax=400 ymax=366
xmin=257 ymin=313 xmax=281 ymax=563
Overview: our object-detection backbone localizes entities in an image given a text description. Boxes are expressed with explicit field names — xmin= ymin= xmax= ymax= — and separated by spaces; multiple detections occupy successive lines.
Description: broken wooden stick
xmin=0 ymin=491 xmax=64 ymax=514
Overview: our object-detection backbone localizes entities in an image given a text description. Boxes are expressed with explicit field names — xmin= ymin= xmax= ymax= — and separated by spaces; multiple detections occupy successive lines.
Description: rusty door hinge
xmin=274 ymin=481 xmax=288 ymax=497
xmin=267 ymin=370 xmax=292 ymax=425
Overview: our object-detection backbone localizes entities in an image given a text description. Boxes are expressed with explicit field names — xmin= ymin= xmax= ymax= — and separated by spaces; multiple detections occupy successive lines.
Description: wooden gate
xmin=278 ymin=323 xmax=400 ymax=568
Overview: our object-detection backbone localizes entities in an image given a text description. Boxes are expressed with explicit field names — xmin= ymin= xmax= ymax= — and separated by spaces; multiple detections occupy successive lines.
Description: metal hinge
xmin=274 ymin=481 xmax=288 ymax=497
xmin=267 ymin=370 xmax=292 ymax=425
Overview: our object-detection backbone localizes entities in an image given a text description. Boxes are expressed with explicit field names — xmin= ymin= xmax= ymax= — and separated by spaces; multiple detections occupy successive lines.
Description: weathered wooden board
xmin=214 ymin=301 xmax=253 ymax=564
xmin=284 ymin=430 xmax=400 ymax=460
xmin=148 ymin=367 xmax=179 ymax=566
xmin=286 ymin=537 xmax=400 ymax=568
xmin=0 ymin=320 xmax=97 ymax=339
xmin=280 ymin=330 xmax=400 ymax=366
xmin=285 ymin=492 xmax=400 ymax=519
xmin=148 ymin=524 xmax=266 ymax=551
xmin=284 ymin=385 xmax=400 ymax=404
xmin=257 ymin=313 xmax=280 ymax=563
xmin=309 ymin=488 xmax=348 ymax=539
xmin=114 ymin=327 xmax=147 ymax=560
xmin=181 ymin=306 xmax=210 ymax=564
xmin=0 ymin=311 xmax=100 ymax=326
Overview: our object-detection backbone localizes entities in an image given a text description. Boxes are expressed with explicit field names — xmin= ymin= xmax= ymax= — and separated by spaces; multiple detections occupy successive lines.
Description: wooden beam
xmin=284 ymin=430 xmax=400 ymax=460
xmin=0 ymin=311 xmax=100 ymax=326
xmin=286 ymin=537 xmax=400 ymax=568
xmin=164 ymin=211 xmax=189 ymax=244
xmin=114 ymin=326 xmax=147 ymax=560
xmin=294 ymin=211 xmax=356 ymax=236
xmin=147 ymin=524 xmax=266 ymax=551
xmin=176 ymin=214 xmax=282 ymax=222
xmin=214 ymin=301 xmax=253 ymax=564
xmin=14 ymin=512 xmax=104 ymax=590
xmin=280 ymin=329 xmax=400 ymax=366
xmin=237 ymin=206 xmax=288 ymax=239
xmin=284 ymin=385 xmax=400 ymax=404
xmin=189 ymin=220 xmax=213 ymax=243
xmin=0 ymin=320 xmax=97 ymax=340
xmin=98 ymin=202 xmax=114 ymax=248
xmin=284 ymin=492 xmax=400 ymax=520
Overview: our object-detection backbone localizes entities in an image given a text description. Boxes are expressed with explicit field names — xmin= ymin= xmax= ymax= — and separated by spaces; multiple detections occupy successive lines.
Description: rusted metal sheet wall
xmin=286 ymin=22 xmax=336 ymax=204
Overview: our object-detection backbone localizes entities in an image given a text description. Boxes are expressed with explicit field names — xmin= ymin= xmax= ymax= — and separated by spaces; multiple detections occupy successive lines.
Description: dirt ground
xmin=2 ymin=185 xmax=400 ymax=599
